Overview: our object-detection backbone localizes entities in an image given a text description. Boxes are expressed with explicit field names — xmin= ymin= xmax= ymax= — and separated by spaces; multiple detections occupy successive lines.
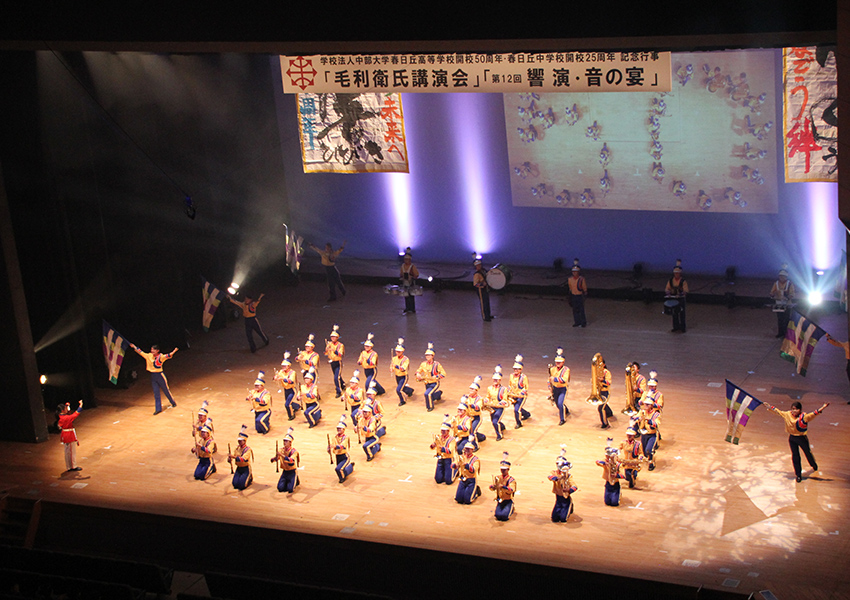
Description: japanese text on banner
xmin=281 ymin=52 xmax=672 ymax=94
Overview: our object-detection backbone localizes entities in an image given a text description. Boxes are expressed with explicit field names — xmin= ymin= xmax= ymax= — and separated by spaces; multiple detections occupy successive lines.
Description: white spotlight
xmin=227 ymin=286 xmax=236 ymax=295
xmin=39 ymin=374 xmax=47 ymax=385
xmin=808 ymin=291 xmax=823 ymax=305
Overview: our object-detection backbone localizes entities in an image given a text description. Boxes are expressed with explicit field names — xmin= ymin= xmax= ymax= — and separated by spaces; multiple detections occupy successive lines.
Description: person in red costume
xmin=58 ymin=400 xmax=84 ymax=472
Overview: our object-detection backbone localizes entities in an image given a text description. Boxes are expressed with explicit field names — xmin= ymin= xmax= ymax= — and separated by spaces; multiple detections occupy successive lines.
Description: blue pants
xmin=254 ymin=409 xmax=271 ymax=434
xmin=477 ymin=287 xmax=491 ymax=321
xmin=598 ymin=392 xmax=612 ymax=427
xmin=456 ymin=436 xmax=477 ymax=454
xmin=395 ymin=375 xmax=413 ymax=405
xmin=490 ymin=408 xmax=506 ymax=440
xmin=424 ymin=382 xmax=442 ymax=410
xmin=625 ymin=468 xmax=638 ymax=488
xmin=350 ymin=405 xmax=361 ymax=423
xmin=363 ymin=436 xmax=381 ymax=460
xmin=277 ymin=470 xmax=298 ymax=493
xmin=244 ymin=316 xmax=269 ymax=353
xmin=470 ymin=415 xmax=486 ymax=442
xmin=194 ymin=457 xmax=216 ymax=480
xmin=330 ymin=361 xmax=344 ymax=395
xmin=284 ymin=388 xmax=300 ymax=420
xmin=232 ymin=466 xmax=252 ymax=490
xmin=435 ymin=457 xmax=457 ymax=484
xmin=455 ymin=478 xmax=480 ymax=504
xmin=364 ymin=368 xmax=385 ymax=395
xmin=325 ymin=265 xmax=346 ymax=300
xmin=305 ymin=402 xmax=322 ymax=427
xmin=513 ymin=398 xmax=531 ymax=426
xmin=553 ymin=386 xmax=568 ymax=422
xmin=335 ymin=454 xmax=353 ymax=482
xmin=495 ymin=499 xmax=514 ymax=521
xmin=150 ymin=372 xmax=175 ymax=413
xmin=570 ymin=294 xmax=587 ymax=326
xmin=551 ymin=495 xmax=574 ymax=522
xmin=641 ymin=433 xmax=657 ymax=464
xmin=604 ymin=481 xmax=621 ymax=506
xmin=789 ymin=434 xmax=818 ymax=478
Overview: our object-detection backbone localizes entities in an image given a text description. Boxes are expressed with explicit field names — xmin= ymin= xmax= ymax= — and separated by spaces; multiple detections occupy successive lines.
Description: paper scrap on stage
xmin=724 ymin=380 xmax=764 ymax=445
xmin=102 ymin=320 xmax=129 ymax=385
xmin=779 ymin=310 xmax=826 ymax=376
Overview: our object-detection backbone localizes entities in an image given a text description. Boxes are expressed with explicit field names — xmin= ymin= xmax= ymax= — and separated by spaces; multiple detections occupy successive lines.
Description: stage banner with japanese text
xmin=783 ymin=47 xmax=837 ymax=182
xmin=281 ymin=52 xmax=671 ymax=94
xmin=297 ymin=93 xmax=408 ymax=174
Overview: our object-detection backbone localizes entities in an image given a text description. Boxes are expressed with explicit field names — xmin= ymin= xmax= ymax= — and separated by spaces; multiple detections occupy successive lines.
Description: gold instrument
xmin=585 ymin=352 xmax=605 ymax=405
xmin=623 ymin=363 xmax=638 ymax=415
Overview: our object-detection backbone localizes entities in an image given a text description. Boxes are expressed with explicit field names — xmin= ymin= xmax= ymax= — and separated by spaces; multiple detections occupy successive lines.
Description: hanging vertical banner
xmin=783 ymin=46 xmax=837 ymax=182
xmin=297 ymin=92 xmax=408 ymax=174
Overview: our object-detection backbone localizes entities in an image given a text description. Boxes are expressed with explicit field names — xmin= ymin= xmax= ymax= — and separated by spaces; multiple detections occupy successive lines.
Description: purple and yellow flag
xmin=102 ymin=320 xmax=129 ymax=385
xmin=725 ymin=380 xmax=763 ymax=445
xmin=780 ymin=310 xmax=826 ymax=376
xmin=201 ymin=277 xmax=223 ymax=332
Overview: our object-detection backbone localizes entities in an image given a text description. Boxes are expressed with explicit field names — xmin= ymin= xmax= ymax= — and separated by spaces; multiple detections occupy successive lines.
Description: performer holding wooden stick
xmin=508 ymin=355 xmax=531 ymax=428
xmin=548 ymin=449 xmax=577 ymax=523
xmin=596 ymin=441 xmax=625 ymax=507
xmin=453 ymin=439 xmax=482 ymax=504
xmin=391 ymin=338 xmax=415 ymax=406
xmin=191 ymin=424 xmax=217 ymax=480
xmin=274 ymin=353 xmax=300 ymax=421
xmin=271 ymin=427 xmax=300 ymax=493
xmin=549 ymin=348 xmax=570 ymax=425
xmin=415 ymin=342 xmax=446 ymax=412
xmin=485 ymin=366 xmax=510 ymax=441
xmin=489 ymin=452 xmax=517 ymax=521
xmin=324 ymin=324 xmax=346 ymax=398
xmin=227 ymin=425 xmax=253 ymax=490
xmin=329 ymin=415 xmax=355 ymax=483
xmin=430 ymin=415 xmax=458 ymax=484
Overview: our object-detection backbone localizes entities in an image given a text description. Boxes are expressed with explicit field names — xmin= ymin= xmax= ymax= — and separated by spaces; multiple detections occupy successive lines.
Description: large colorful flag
xmin=201 ymin=277 xmax=223 ymax=332
xmin=780 ymin=310 xmax=826 ymax=376
xmin=102 ymin=320 xmax=129 ymax=385
xmin=284 ymin=226 xmax=303 ymax=274
xmin=783 ymin=46 xmax=837 ymax=182
xmin=296 ymin=92 xmax=408 ymax=173
xmin=724 ymin=380 xmax=764 ymax=445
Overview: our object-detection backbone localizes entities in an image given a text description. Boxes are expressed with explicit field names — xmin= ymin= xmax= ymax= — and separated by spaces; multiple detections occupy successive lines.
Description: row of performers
xmin=191 ymin=412 xmax=654 ymax=522
xmin=246 ymin=337 xmax=665 ymax=453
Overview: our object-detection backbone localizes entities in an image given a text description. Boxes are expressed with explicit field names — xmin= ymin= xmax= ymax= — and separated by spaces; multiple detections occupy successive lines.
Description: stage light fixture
xmin=816 ymin=270 xmax=825 ymax=276
xmin=39 ymin=374 xmax=48 ymax=385
xmin=808 ymin=291 xmax=823 ymax=306
xmin=227 ymin=282 xmax=239 ymax=295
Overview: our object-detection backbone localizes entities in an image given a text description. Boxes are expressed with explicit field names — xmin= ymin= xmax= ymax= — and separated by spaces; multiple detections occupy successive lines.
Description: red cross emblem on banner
xmin=286 ymin=57 xmax=317 ymax=91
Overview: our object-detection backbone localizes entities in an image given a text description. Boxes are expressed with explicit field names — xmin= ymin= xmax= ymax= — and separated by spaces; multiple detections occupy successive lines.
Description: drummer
xmin=664 ymin=259 xmax=688 ymax=333
xmin=400 ymin=249 xmax=420 ymax=315
xmin=770 ymin=265 xmax=795 ymax=338
xmin=473 ymin=259 xmax=492 ymax=322
xmin=567 ymin=259 xmax=587 ymax=328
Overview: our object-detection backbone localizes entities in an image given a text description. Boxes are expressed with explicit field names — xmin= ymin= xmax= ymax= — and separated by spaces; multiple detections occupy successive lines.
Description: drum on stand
xmin=486 ymin=264 xmax=513 ymax=290
xmin=772 ymin=300 xmax=793 ymax=313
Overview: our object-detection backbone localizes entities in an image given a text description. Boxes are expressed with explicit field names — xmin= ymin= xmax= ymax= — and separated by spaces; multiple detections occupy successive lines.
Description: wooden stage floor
xmin=4 ymin=277 xmax=850 ymax=599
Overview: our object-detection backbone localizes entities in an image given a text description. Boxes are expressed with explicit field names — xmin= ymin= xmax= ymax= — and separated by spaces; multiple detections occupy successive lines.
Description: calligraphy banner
xmin=297 ymin=92 xmax=408 ymax=174
xmin=783 ymin=47 xmax=837 ymax=182
xmin=281 ymin=52 xmax=671 ymax=94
